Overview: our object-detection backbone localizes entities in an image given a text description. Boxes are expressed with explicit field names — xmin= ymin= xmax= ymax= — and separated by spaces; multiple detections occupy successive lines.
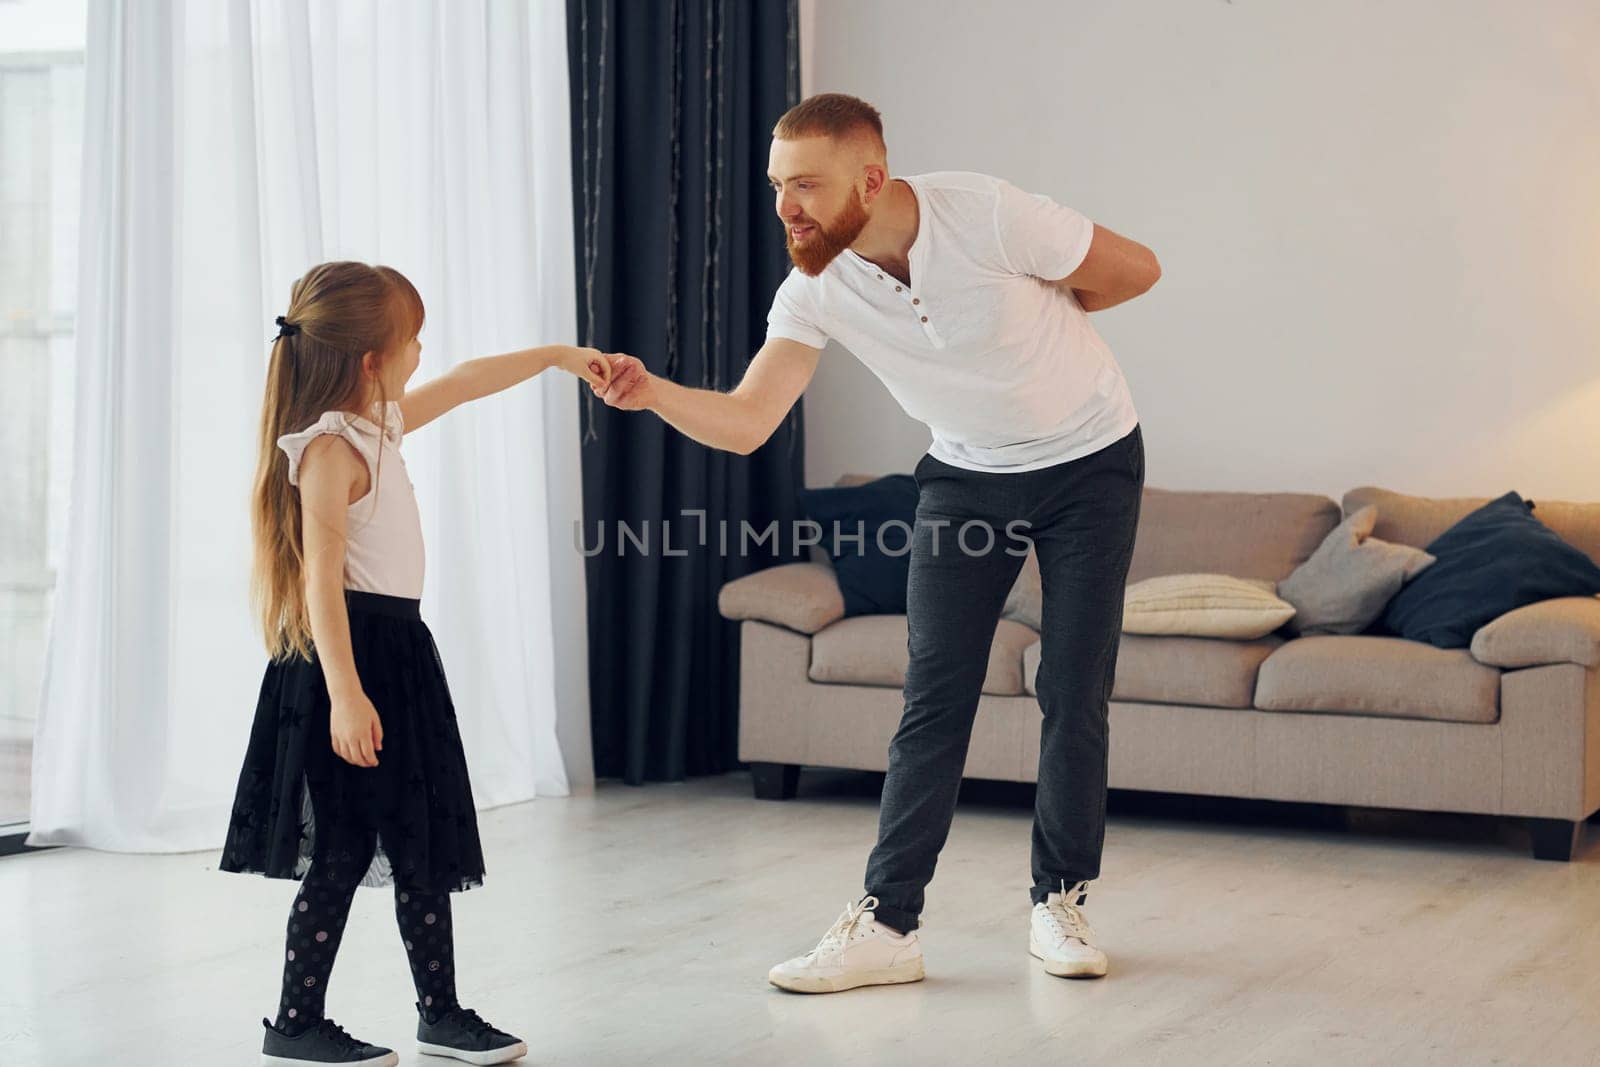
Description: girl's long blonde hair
xmin=252 ymin=261 xmax=425 ymax=660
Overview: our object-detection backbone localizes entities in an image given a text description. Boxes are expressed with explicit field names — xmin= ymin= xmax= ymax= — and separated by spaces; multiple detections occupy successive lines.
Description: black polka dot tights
xmin=273 ymin=861 xmax=458 ymax=1035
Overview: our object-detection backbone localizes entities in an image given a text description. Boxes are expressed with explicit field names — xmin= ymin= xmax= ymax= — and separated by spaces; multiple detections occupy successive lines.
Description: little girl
xmin=219 ymin=261 xmax=609 ymax=1066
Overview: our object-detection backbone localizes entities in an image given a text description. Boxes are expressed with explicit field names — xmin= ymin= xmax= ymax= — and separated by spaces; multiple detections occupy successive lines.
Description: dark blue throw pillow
xmin=797 ymin=475 xmax=919 ymax=616
xmin=1379 ymin=491 xmax=1600 ymax=648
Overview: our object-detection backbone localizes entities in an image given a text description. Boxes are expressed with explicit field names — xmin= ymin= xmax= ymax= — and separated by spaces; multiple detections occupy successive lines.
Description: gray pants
xmin=864 ymin=425 xmax=1145 ymax=933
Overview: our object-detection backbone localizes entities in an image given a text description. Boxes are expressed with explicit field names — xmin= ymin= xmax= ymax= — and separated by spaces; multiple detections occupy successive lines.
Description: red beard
xmin=786 ymin=191 xmax=870 ymax=276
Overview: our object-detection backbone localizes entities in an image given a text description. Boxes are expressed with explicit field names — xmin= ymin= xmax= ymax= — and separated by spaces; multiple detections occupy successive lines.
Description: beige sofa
xmin=718 ymin=483 xmax=1600 ymax=860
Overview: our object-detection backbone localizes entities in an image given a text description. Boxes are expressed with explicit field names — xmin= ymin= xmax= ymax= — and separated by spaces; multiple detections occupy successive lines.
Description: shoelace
xmin=807 ymin=895 xmax=879 ymax=960
xmin=1039 ymin=887 xmax=1092 ymax=946
xmin=316 ymin=1019 xmax=362 ymax=1052
xmin=443 ymin=1007 xmax=500 ymax=1040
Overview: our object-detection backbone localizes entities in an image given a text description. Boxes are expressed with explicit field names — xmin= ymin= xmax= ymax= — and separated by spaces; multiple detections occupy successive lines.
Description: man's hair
xmin=773 ymin=93 xmax=886 ymax=156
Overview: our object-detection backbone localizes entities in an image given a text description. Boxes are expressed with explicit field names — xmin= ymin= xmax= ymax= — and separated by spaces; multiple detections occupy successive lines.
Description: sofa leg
xmin=1527 ymin=818 xmax=1582 ymax=861
xmin=751 ymin=762 xmax=801 ymax=800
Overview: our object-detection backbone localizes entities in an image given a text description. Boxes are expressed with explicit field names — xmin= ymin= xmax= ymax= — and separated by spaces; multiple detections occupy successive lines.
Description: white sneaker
xmin=768 ymin=895 xmax=925 ymax=994
xmin=1029 ymin=881 xmax=1108 ymax=979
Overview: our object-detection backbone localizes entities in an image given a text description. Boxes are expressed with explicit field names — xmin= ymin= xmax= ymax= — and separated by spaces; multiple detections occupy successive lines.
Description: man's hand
xmin=593 ymin=354 xmax=659 ymax=411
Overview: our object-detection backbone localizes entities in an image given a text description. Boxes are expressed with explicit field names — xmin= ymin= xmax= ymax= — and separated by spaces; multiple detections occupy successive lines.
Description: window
xmin=0 ymin=0 xmax=87 ymax=833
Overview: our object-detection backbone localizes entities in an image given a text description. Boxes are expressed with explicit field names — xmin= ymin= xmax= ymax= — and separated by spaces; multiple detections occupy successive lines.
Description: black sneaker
xmin=415 ymin=1003 xmax=528 ymax=1064
xmin=261 ymin=1017 xmax=398 ymax=1066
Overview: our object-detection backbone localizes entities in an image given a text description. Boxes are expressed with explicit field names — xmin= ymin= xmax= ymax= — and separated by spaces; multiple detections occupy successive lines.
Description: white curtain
xmin=28 ymin=0 xmax=590 ymax=852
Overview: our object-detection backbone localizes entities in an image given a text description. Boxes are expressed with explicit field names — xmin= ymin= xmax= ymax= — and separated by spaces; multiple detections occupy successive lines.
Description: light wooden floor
xmin=1 ymin=771 xmax=1598 ymax=1066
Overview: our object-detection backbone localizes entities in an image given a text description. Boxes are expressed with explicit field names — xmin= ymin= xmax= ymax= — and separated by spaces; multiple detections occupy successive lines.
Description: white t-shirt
xmin=765 ymin=171 xmax=1139 ymax=473
xmin=277 ymin=400 xmax=426 ymax=598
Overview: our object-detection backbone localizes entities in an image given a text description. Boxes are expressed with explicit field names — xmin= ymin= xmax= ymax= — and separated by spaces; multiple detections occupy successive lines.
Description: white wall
xmin=800 ymin=0 xmax=1600 ymax=502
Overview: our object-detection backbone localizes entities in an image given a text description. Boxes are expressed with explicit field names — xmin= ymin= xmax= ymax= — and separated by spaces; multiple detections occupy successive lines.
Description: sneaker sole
xmin=1029 ymin=934 xmax=1108 ymax=979
xmin=417 ymin=1039 xmax=529 ymax=1064
xmin=264 ymin=1053 xmax=398 ymax=1067
xmin=768 ymin=957 xmax=925 ymax=994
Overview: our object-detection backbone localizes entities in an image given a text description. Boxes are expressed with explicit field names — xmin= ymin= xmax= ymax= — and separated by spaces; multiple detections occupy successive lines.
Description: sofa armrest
xmin=717 ymin=561 xmax=845 ymax=635
xmin=1470 ymin=596 xmax=1600 ymax=669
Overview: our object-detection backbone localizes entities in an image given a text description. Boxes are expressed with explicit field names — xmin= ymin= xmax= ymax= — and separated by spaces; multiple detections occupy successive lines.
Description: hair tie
xmin=274 ymin=315 xmax=301 ymax=341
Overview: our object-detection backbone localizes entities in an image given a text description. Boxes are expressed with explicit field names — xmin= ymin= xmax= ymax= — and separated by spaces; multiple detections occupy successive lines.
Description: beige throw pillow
xmin=1123 ymin=573 xmax=1296 ymax=639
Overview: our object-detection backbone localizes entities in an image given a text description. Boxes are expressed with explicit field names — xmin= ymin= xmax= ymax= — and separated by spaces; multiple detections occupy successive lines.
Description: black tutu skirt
xmin=220 ymin=591 xmax=486 ymax=893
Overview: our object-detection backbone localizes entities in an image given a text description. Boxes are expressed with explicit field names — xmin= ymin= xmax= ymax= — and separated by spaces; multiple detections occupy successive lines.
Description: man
xmin=594 ymin=93 xmax=1158 ymax=992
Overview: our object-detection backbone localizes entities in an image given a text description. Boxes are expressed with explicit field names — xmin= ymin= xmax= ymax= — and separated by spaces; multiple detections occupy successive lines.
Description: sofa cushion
xmin=1277 ymin=505 xmax=1436 ymax=636
xmin=1377 ymin=491 xmax=1600 ymax=648
xmin=717 ymin=561 xmax=845 ymax=635
xmin=1127 ymin=489 xmax=1340 ymax=584
xmin=1024 ymin=633 xmax=1282 ymax=709
xmin=1344 ymin=486 xmax=1600 ymax=568
xmin=1123 ymin=574 xmax=1296 ymax=639
xmin=809 ymin=615 xmax=1038 ymax=696
xmin=1255 ymin=635 xmax=1500 ymax=724
xmin=798 ymin=474 xmax=919 ymax=616
xmin=1470 ymin=596 xmax=1600 ymax=669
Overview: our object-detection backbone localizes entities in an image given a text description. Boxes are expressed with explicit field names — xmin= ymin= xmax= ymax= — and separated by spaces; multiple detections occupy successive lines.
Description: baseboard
xmin=0 ymin=827 xmax=51 ymax=858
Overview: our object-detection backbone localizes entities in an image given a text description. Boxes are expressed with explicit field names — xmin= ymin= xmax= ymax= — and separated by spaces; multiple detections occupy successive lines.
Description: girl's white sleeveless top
xmin=277 ymin=401 xmax=425 ymax=598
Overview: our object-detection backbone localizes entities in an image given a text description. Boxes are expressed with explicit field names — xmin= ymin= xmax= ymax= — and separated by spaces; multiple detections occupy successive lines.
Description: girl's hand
xmin=593 ymin=353 xmax=658 ymax=411
xmin=330 ymin=689 xmax=384 ymax=767
xmin=558 ymin=346 xmax=612 ymax=391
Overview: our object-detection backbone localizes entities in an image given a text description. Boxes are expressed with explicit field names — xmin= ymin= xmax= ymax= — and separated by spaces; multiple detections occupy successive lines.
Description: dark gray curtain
xmin=568 ymin=0 xmax=806 ymax=783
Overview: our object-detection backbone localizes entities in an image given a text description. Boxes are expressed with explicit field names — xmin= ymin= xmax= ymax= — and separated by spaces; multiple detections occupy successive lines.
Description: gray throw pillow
xmin=1277 ymin=505 xmax=1435 ymax=636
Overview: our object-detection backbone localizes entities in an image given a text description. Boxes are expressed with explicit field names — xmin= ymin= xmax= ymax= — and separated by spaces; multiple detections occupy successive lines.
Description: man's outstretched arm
xmin=593 ymin=336 xmax=822 ymax=455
